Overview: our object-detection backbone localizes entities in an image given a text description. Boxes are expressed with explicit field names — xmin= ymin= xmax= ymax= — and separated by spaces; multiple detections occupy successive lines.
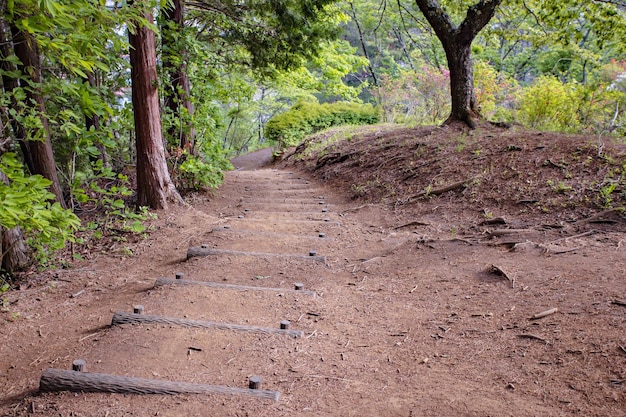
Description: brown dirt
xmin=1 ymin=125 xmax=625 ymax=416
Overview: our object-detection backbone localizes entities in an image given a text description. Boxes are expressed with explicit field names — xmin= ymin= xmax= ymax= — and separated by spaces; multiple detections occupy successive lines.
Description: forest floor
xmin=0 ymin=124 xmax=625 ymax=416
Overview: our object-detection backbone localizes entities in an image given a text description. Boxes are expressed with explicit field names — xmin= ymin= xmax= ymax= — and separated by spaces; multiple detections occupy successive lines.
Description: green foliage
xmin=377 ymin=65 xmax=450 ymax=125
xmin=71 ymin=164 xmax=156 ymax=234
xmin=0 ymin=153 xmax=79 ymax=265
xmin=173 ymin=152 xmax=233 ymax=191
xmin=517 ymin=76 xmax=580 ymax=132
xmin=516 ymin=73 xmax=626 ymax=134
xmin=265 ymin=99 xmax=381 ymax=149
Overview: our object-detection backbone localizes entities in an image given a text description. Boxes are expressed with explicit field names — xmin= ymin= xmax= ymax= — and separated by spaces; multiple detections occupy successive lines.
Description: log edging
xmin=40 ymin=368 xmax=279 ymax=401
xmin=154 ymin=277 xmax=316 ymax=297
xmin=186 ymin=247 xmax=327 ymax=263
xmin=111 ymin=312 xmax=304 ymax=338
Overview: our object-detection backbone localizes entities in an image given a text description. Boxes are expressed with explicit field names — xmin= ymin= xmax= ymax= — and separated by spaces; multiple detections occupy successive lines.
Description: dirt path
xmin=1 ymin=152 xmax=625 ymax=416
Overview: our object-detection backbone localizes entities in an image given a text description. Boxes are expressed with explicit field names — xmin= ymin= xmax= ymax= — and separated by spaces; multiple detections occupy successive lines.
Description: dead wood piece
xmin=579 ymin=209 xmax=624 ymax=224
xmin=611 ymin=299 xmax=626 ymax=307
xmin=316 ymin=152 xmax=351 ymax=170
xmin=546 ymin=159 xmax=567 ymax=169
xmin=393 ymin=220 xmax=430 ymax=230
xmin=479 ymin=217 xmax=507 ymax=226
xmin=517 ymin=334 xmax=547 ymax=343
xmin=39 ymin=369 xmax=279 ymax=401
xmin=186 ymin=247 xmax=327 ymax=263
xmin=407 ymin=178 xmax=474 ymax=202
xmin=530 ymin=307 xmax=559 ymax=320
xmin=111 ymin=312 xmax=303 ymax=338
xmin=154 ymin=278 xmax=316 ymax=297
xmin=487 ymin=264 xmax=515 ymax=288
xmin=486 ymin=228 xmax=535 ymax=238
xmin=342 ymin=203 xmax=375 ymax=214
xmin=544 ymin=230 xmax=598 ymax=248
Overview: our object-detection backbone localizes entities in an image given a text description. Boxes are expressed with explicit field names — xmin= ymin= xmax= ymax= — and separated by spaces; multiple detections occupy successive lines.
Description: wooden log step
xmin=154 ymin=277 xmax=317 ymax=297
xmin=228 ymin=218 xmax=340 ymax=225
xmin=186 ymin=247 xmax=327 ymax=262
xmin=241 ymin=199 xmax=326 ymax=205
xmin=40 ymin=368 xmax=279 ymax=401
xmin=111 ymin=312 xmax=304 ymax=338
xmin=212 ymin=227 xmax=333 ymax=240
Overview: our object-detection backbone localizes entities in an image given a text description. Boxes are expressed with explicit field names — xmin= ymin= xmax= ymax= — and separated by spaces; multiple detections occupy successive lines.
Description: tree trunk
xmin=162 ymin=0 xmax=196 ymax=152
xmin=348 ymin=2 xmax=379 ymax=88
xmin=414 ymin=0 xmax=502 ymax=127
xmin=10 ymin=23 xmax=66 ymax=206
xmin=129 ymin=2 xmax=183 ymax=209
xmin=0 ymin=15 xmax=35 ymax=174
xmin=444 ymin=41 xmax=478 ymax=127
xmin=85 ymin=72 xmax=111 ymax=169
xmin=0 ymin=170 xmax=30 ymax=272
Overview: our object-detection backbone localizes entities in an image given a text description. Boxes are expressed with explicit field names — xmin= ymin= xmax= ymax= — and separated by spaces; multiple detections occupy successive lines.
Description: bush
xmin=265 ymin=100 xmax=380 ymax=149
xmin=517 ymin=76 xmax=581 ymax=132
xmin=0 ymin=153 xmax=80 ymax=266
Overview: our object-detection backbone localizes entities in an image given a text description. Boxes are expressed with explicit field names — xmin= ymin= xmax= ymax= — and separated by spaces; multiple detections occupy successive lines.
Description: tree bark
xmin=0 ymin=170 xmax=30 ymax=272
xmin=162 ymin=0 xmax=196 ymax=152
xmin=10 ymin=23 xmax=67 ymax=206
xmin=0 ymin=15 xmax=35 ymax=174
xmin=414 ymin=0 xmax=502 ymax=127
xmin=129 ymin=2 xmax=183 ymax=209
xmin=85 ymin=72 xmax=111 ymax=169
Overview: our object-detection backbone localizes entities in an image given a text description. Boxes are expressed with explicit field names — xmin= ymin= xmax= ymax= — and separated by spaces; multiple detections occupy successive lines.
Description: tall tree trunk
xmin=84 ymin=72 xmax=111 ymax=169
xmin=129 ymin=2 xmax=183 ymax=209
xmin=0 ymin=14 xmax=34 ymax=173
xmin=414 ymin=0 xmax=502 ymax=128
xmin=10 ymin=23 xmax=67 ymax=206
xmin=444 ymin=41 xmax=478 ymax=126
xmin=162 ymin=0 xmax=196 ymax=152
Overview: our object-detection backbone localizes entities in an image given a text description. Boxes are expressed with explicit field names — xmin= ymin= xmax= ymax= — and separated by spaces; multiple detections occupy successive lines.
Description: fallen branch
xmin=39 ymin=369 xmax=279 ymax=401
xmin=517 ymin=334 xmax=547 ymax=343
xmin=111 ymin=312 xmax=303 ymax=338
xmin=612 ymin=299 xmax=626 ymax=307
xmin=486 ymin=228 xmax=535 ymax=238
xmin=530 ymin=307 xmax=558 ymax=320
xmin=342 ymin=203 xmax=375 ymax=214
xmin=546 ymin=230 xmax=598 ymax=245
xmin=578 ymin=209 xmax=624 ymax=224
xmin=479 ymin=217 xmax=507 ymax=226
xmin=407 ymin=177 xmax=475 ymax=202
xmin=154 ymin=277 xmax=316 ymax=298
xmin=393 ymin=220 xmax=430 ymax=230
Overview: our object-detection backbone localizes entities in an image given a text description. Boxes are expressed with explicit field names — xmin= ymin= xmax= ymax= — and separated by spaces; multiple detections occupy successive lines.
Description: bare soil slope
xmin=0 ymin=125 xmax=625 ymax=416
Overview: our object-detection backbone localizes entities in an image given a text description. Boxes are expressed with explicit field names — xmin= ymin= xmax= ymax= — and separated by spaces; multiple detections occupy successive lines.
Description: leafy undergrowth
xmin=279 ymin=124 xmax=626 ymax=227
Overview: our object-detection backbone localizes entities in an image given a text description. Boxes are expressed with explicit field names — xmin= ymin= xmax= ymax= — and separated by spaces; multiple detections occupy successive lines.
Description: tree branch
xmin=413 ymin=0 xmax=456 ymax=44
xmin=458 ymin=0 xmax=503 ymax=43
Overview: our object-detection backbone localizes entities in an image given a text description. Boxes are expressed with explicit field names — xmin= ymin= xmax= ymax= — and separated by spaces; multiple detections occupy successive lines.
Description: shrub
xmin=265 ymin=100 xmax=380 ymax=149
xmin=517 ymin=76 xmax=581 ymax=132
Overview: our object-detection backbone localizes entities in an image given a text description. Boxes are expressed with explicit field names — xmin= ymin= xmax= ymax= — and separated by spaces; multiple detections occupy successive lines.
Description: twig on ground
xmin=393 ymin=220 xmax=430 ymax=230
xmin=342 ymin=203 xmax=375 ymax=214
xmin=611 ymin=299 xmax=626 ymax=307
xmin=547 ymin=230 xmax=598 ymax=245
xmin=517 ymin=333 xmax=548 ymax=343
xmin=530 ymin=307 xmax=558 ymax=320
xmin=407 ymin=177 xmax=476 ymax=202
